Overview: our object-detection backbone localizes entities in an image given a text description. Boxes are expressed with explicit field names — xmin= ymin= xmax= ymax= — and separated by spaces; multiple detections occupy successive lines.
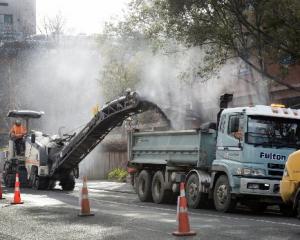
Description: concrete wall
xmin=0 ymin=0 xmax=36 ymax=37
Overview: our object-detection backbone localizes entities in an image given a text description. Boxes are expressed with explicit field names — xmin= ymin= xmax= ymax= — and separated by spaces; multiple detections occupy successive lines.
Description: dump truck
xmin=280 ymin=150 xmax=300 ymax=218
xmin=2 ymin=91 xmax=162 ymax=190
xmin=128 ymin=97 xmax=300 ymax=213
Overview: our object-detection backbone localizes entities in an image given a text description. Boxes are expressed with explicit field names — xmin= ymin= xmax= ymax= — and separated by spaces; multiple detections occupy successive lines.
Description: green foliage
xmin=97 ymin=29 xmax=149 ymax=101
xmin=108 ymin=0 xmax=300 ymax=88
xmin=107 ymin=168 xmax=128 ymax=182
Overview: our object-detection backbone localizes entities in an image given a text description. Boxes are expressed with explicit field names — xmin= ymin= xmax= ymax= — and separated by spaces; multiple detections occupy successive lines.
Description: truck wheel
xmin=137 ymin=170 xmax=152 ymax=202
xmin=61 ymin=175 xmax=75 ymax=191
xmin=33 ymin=175 xmax=49 ymax=190
xmin=213 ymin=175 xmax=237 ymax=212
xmin=32 ymin=175 xmax=43 ymax=190
xmin=186 ymin=173 xmax=208 ymax=209
xmin=151 ymin=171 xmax=171 ymax=204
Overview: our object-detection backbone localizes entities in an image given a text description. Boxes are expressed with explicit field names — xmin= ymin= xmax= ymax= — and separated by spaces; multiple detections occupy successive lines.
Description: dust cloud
xmin=18 ymin=40 xmax=102 ymax=134
xmin=14 ymin=37 xmax=103 ymax=177
xmin=136 ymin=46 xmax=270 ymax=129
xmin=8 ymin=35 xmax=269 ymax=178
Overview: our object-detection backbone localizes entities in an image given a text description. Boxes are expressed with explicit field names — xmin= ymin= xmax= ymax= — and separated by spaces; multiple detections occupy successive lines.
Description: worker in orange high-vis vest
xmin=10 ymin=120 xmax=27 ymax=155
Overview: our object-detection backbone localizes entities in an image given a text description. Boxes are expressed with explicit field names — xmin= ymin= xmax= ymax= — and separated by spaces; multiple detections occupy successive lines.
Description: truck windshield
xmin=246 ymin=116 xmax=300 ymax=148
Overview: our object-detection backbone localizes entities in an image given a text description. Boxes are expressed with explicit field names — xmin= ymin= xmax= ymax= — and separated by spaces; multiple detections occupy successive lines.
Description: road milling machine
xmin=2 ymin=91 xmax=165 ymax=190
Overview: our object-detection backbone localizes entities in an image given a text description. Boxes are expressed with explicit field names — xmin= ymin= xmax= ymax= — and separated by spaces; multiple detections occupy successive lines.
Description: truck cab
xmin=280 ymin=150 xmax=300 ymax=218
xmin=213 ymin=104 xmax=300 ymax=212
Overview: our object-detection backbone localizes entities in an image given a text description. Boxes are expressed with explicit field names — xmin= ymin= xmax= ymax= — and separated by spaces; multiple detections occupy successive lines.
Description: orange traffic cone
xmin=78 ymin=176 xmax=94 ymax=217
xmin=0 ymin=173 xmax=5 ymax=200
xmin=172 ymin=182 xmax=196 ymax=236
xmin=11 ymin=173 xmax=23 ymax=204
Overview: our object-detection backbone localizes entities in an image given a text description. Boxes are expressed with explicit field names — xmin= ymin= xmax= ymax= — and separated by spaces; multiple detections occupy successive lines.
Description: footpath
xmin=76 ymin=180 xmax=135 ymax=194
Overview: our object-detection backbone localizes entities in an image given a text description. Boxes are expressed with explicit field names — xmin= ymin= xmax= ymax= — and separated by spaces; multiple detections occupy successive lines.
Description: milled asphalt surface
xmin=0 ymin=180 xmax=300 ymax=240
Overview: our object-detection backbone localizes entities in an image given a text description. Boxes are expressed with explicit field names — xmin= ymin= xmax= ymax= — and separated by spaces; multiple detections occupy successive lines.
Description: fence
xmin=79 ymin=147 xmax=128 ymax=180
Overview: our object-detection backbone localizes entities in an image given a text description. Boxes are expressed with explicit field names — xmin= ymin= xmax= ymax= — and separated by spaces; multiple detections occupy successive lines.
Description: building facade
xmin=0 ymin=0 xmax=36 ymax=40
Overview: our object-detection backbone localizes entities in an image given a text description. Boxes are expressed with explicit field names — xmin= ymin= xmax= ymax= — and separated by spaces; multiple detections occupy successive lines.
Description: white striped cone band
xmin=179 ymin=207 xmax=188 ymax=213
xmin=16 ymin=177 xmax=19 ymax=182
xmin=180 ymin=188 xmax=185 ymax=197
xmin=15 ymin=187 xmax=20 ymax=192
xmin=82 ymin=194 xmax=88 ymax=200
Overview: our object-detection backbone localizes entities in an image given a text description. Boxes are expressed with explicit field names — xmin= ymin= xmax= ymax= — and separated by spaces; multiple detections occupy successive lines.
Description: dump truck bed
xmin=128 ymin=129 xmax=216 ymax=169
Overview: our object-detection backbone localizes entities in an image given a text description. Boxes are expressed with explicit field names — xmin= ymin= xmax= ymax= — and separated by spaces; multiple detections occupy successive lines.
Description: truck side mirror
xmin=229 ymin=116 xmax=239 ymax=133
xmin=31 ymin=133 xmax=36 ymax=144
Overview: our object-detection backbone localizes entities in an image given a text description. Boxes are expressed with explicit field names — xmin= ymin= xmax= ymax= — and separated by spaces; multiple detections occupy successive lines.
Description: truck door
xmin=217 ymin=113 xmax=245 ymax=162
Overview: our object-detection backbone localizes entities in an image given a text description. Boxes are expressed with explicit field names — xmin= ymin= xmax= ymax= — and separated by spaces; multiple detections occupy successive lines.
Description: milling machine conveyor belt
xmin=49 ymin=92 xmax=163 ymax=176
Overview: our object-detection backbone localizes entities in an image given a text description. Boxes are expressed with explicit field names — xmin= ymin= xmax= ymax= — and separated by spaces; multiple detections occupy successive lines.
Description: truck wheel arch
xmin=210 ymin=165 xmax=234 ymax=191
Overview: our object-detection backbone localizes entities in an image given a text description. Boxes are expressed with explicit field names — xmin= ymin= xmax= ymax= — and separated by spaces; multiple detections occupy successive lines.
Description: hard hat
xmin=15 ymin=120 xmax=21 ymax=126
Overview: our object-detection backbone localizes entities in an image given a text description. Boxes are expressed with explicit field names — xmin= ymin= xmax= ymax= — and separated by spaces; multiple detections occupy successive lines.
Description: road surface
xmin=0 ymin=180 xmax=299 ymax=240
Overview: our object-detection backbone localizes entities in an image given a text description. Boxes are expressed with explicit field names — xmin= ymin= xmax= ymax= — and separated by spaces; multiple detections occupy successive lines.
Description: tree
xmin=38 ymin=12 xmax=66 ymax=41
xmin=97 ymin=32 xmax=146 ymax=101
xmin=110 ymin=0 xmax=300 ymax=90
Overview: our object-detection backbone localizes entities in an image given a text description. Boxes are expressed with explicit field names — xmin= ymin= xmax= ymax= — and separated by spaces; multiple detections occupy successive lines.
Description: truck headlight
xmin=236 ymin=168 xmax=266 ymax=177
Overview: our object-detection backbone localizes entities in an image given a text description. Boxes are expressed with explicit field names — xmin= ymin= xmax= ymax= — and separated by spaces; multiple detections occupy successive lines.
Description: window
xmin=228 ymin=114 xmax=245 ymax=140
xmin=0 ymin=14 xmax=13 ymax=24
xmin=246 ymin=116 xmax=300 ymax=148
xmin=0 ymin=3 xmax=8 ymax=6
xmin=4 ymin=14 xmax=12 ymax=24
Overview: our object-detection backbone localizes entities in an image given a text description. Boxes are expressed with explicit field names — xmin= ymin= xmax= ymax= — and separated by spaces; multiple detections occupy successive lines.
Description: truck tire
xmin=213 ymin=175 xmax=237 ymax=212
xmin=32 ymin=175 xmax=49 ymax=190
xmin=61 ymin=175 xmax=75 ymax=191
xmin=137 ymin=170 xmax=152 ymax=202
xmin=151 ymin=171 xmax=171 ymax=204
xmin=186 ymin=173 xmax=207 ymax=209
